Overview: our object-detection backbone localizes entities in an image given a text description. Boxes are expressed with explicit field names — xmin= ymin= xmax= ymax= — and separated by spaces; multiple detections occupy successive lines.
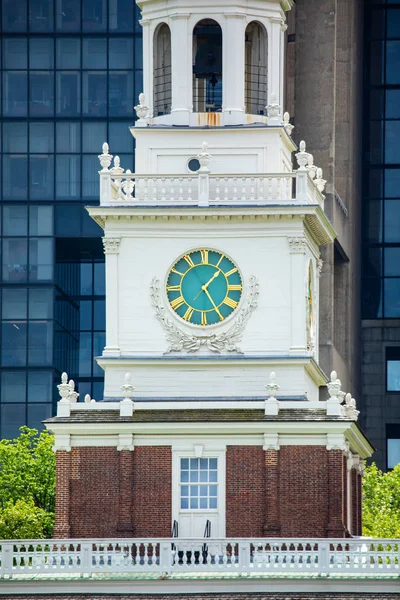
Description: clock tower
xmin=46 ymin=0 xmax=373 ymax=541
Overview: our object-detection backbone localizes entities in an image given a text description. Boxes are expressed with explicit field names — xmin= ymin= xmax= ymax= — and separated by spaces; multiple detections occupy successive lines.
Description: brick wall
xmin=278 ymin=446 xmax=330 ymax=537
xmin=132 ymin=446 xmax=172 ymax=537
xmin=226 ymin=446 xmax=265 ymax=537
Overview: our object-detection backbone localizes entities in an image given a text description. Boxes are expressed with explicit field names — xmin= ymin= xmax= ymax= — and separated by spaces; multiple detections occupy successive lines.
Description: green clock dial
xmin=166 ymin=249 xmax=242 ymax=326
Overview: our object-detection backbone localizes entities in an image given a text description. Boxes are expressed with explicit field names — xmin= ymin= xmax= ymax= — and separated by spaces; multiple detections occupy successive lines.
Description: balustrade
xmin=1 ymin=538 xmax=398 ymax=578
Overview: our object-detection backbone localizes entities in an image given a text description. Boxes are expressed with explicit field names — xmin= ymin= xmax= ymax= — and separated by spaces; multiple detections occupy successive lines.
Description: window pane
xmin=1 ymin=321 xmax=27 ymax=366
xmin=384 ymin=278 xmax=400 ymax=317
xmin=80 ymin=301 xmax=92 ymax=330
xmin=82 ymin=72 xmax=107 ymax=116
xmin=28 ymin=321 xmax=53 ymax=365
xmin=93 ymin=332 xmax=105 ymax=374
xmin=109 ymin=0 xmax=133 ymax=32
xmin=30 ymin=39 xmax=54 ymax=68
xmin=109 ymin=72 xmax=133 ymax=116
xmin=366 ymin=199 xmax=383 ymax=244
xmin=3 ymin=206 xmax=28 ymax=236
xmin=29 ymin=288 xmax=54 ymax=319
xmin=79 ymin=332 xmax=92 ymax=376
xmin=80 ymin=263 xmax=93 ymax=294
xmin=29 ymin=238 xmax=53 ymax=281
xmin=3 ymin=156 xmax=28 ymax=199
xmin=3 ymin=123 xmax=27 ymax=153
xmin=30 ymin=206 xmax=54 ymax=236
xmin=82 ymin=122 xmax=107 ymax=152
xmin=109 ymin=38 xmax=133 ymax=69
xmin=56 ymin=0 xmax=81 ymax=31
xmin=385 ymin=170 xmax=400 ymax=198
xmin=386 ymin=41 xmax=400 ymax=84
xmin=2 ymin=0 xmax=27 ymax=31
xmin=56 ymin=72 xmax=81 ymax=116
xmin=109 ymin=122 xmax=134 ymax=153
xmin=385 ymin=200 xmax=400 ymax=243
xmin=30 ymin=122 xmax=54 ymax=153
xmin=30 ymin=72 xmax=54 ymax=116
xmin=387 ymin=9 xmax=400 ymax=39
xmin=56 ymin=122 xmax=81 ymax=153
xmin=386 ymin=121 xmax=400 ymax=164
xmin=27 ymin=403 xmax=52 ymax=430
xmin=94 ymin=300 xmax=105 ymax=329
xmin=29 ymin=0 xmax=54 ymax=31
xmin=82 ymin=155 xmax=99 ymax=198
xmin=362 ymin=278 xmax=382 ymax=319
xmin=56 ymin=38 xmax=80 ymax=68
xmin=2 ymin=72 xmax=28 ymax=116
xmin=3 ymin=38 xmax=27 ymax=68
xmin=385 ymin=248 xmax=400 ymax=276
xmin=83 ymin=38 xmax=107 ymax=68
xmin=56 ymin=155 xmax=81 ymax=198
xmin=1 ymin=371 xmax=26 ymax=403
xmin=92 ymin=381 xmax=104 ymax=400
xmin=388 ymin=438 xmax=400 ymax=469
xmin=28 ymin=372 xmax=52 ymax=402
xmin=370 ymin=41 xmax=384 ymax=86
xmin=30 ymin=155 xmax=54 ymax=199
xmin=387 ymin=360 xmax=400 ymax=391
xmin=2 ymin=238 xmax=28 ymax=282
xmin=1 ymin=405 xmax=26 ymax=440
xmin=2 ymin=288 xmax=28 ymax=319
xmin=83 ymin=0 xmax=107 ymax=31
xmin=386 ymin=90 xmax=400 ymax=120
xmin=94 ymin=262 xmax=105 ymax=294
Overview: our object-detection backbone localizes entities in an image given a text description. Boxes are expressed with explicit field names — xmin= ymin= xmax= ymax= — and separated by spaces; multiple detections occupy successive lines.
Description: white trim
xmin=69 ymin=400 xmax=327 ymax=412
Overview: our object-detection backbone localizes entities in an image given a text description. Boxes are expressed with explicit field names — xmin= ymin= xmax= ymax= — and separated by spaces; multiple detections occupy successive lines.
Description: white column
xmin=170 ymin=13 xmax=191 ymax=125
xmin=223 ymin=14 xmax=246 ymax=125
xmin=102 ymin=237 xmax=121 ymax=357
xmin=269 ymin=17 xmax=284 ymax=109
xmin=288 ymin=237 xmax=307 ymax=352
xmin=139 ymin=19 xmax=152 ymax=116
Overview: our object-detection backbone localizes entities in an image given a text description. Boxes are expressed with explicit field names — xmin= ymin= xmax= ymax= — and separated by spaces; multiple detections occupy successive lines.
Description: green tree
xmin=363 ymin=462 xmax=400 ymax=538
xmin=0 ymin=427 xmax=55 ymax=538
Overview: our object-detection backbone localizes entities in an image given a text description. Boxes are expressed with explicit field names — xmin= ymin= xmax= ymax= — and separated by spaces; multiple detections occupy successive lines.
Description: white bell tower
xmin=88 ymin=0 xmax=336 ymax=405
xmin=138 ymin=0 xmax=291 ymax=126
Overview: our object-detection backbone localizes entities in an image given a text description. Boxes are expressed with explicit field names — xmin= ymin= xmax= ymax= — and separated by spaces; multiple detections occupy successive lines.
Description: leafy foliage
xmin=0 ymin=427 xmax=55 ymax=538
xmin=363 ymin=462 xmax=400 ymax=538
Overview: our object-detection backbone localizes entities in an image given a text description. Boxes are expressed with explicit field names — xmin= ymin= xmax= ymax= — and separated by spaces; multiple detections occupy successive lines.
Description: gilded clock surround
xmin=165 ymin=249 xmax=243 ymax=327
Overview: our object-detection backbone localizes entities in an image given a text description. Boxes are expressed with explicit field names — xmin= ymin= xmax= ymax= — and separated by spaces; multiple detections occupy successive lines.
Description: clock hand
xmin=203 ymin=288 xmax=223 ymax=321
xmin=192 ymin=270 xmax=220 ymax=301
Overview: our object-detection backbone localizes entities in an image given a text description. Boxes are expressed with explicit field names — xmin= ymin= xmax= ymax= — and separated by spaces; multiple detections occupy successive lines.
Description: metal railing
xmin=1 ymin=537 xmax=399 ymax=578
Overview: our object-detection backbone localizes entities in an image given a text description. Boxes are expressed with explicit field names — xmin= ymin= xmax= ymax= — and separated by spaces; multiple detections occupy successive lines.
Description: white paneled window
xmin=180 ymin=457 xmax=218 ymax=510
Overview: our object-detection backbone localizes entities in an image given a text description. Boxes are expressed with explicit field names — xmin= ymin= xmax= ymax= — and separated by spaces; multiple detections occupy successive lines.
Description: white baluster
xmin=241 ymin=178 xmax=247 ymax=201
xmin=161 ymin=178 xmax=166 ymax=202
xmin=178 ymin=178 xmax=184 ymax=201
xmin=250 ymin=177 xmax=255 ymax=201
xmin=187 ymin=179 xmax=193 ymax=203
xmin=232 ymin=177 xmax=238 ymax=202
xmin=143 ymin=178 xmax=149 ymax=203
xmin=215 ymin=177 xmax=220 ymax=202
xmin=267 ymin=177 xmax=273 ymax=200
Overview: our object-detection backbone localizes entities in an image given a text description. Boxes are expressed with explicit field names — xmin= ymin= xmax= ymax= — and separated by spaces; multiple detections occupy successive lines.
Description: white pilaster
xmin=170 ymin=14 xmax=191 ymax=125
xmin=140 ymin=19 xmax=152 ymax=117
xmin=102 ymin=237 xmax=121 ymax=356
xmin=223 ymin=14 xmax=246 ymax=124
xmin=288 ymin=237 xmax=307 ymax=352
xmin=269 ymin=18 xmax=284 ymax=109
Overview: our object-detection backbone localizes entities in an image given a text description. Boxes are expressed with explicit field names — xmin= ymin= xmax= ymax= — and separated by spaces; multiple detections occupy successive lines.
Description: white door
xmin=174 ymin=456 xmax=223 ymax=538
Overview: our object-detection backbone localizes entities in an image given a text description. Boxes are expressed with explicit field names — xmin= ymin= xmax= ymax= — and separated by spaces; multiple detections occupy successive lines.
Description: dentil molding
xmin=102 ymin=237 xmax=121 ymax=254
xmin=150 ymin=275 xmax=259 ymax=354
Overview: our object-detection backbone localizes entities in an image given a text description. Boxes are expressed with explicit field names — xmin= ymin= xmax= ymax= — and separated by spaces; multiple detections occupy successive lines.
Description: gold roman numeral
xmin=223 ymin=297 xmax=238 ymax=309
xmin=216 ymin=254 xmax=224 ymax=268
xmin=166 ymin=285 xmax=181 ymax=292
xmin=171 ymin=268 xmax=184 ymax=276
xmin=201 ymin=312 xmax=207 ymax=326
xmin=227 ymin=284 xmax=242 ymax=291
xmin=183 ymin=306 xmax=194 ymax=321
xmin=225 ymin=267 xmax=238 ymax=277
xmin=183 ymin=254 xmax=195 ymax=267
xmin=200 ymin=249 xmax=209 ymax=264
xmin=170 ymin=296 xmax=185 ymax=310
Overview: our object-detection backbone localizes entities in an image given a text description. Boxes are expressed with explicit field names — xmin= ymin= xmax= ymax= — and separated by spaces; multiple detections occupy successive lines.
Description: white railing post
xmin=296 ymin=171 xmax=308 ymax=203
xmin=81 ymin=542 xmax=92 ymax=577
xmin=160 ymin=542 xmax=172 ymax=574
xmin=318 ymin=541 xmax=330 ymax=575
xmin=238 ymin=541 xmax=250 ymax=573
xmin=98 ymin=142 xmax=113 ymax=205
xmin=1 ymin=542 xmax=13 ymax=578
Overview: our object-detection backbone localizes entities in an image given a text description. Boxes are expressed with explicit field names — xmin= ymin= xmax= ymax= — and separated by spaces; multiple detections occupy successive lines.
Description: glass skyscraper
xmin=0 ymin=0 xmax=142 ymax=437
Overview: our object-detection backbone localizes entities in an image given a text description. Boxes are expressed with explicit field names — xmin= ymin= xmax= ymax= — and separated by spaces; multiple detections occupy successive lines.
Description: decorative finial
xmin=197 ymin=141 xmax=211 ymax=172
xmin=84 ymin=394 xmax=91 ymax=403
xmin=264 ymin=372 xmax=280 ymax=416
xmin=295 ymin=140 xmax=309 ymax=171
xmin=68 ymin=379 xmax=79 ymax=403
xmin=314 ymin=167 xmax=327 ymax=192
xmin=98 ymin=142 xmax=113 ymax=171
xmin=120 ymin=373 xmax=135 ymax=416
xmin=307 ymin=154 xmax=317 ymax=180
xmin=134 ymin=92 xmax=150 ymax=122
xmin=57 ymin=372 xmax=71 ymax=401
xmin=266 ymin=93 xmax=282 ymax=125
xmin=344 ymin=392 xmax=360 ymax=421
xmin=121 ymin=373 xmax=135 ymax=399
xmin=110 ymin=155 xmax=124 ymax=175
xmin=283 ymin=112 xmax=294 ymax=136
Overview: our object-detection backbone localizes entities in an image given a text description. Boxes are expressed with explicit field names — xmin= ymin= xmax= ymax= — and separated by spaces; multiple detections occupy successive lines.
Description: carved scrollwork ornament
xmin=150 ymin=275 xmax=259 ymax=354
xmin=288 ymin=237 xmax=307 ymax=254
xmin=102 ymin=237 xmax=121 ymax=255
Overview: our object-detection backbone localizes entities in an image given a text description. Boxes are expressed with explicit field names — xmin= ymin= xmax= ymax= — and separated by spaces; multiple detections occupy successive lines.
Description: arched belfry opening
xmin=153 ymin=23 xmax=172 ymax=116
xmin=245 ymin=21 xmax=268 ymax=115
xmin=193 ymin=19 xmax=223 ymax=113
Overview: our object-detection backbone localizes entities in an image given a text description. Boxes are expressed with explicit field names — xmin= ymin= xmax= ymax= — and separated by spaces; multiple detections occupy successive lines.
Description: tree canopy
xmin=0 ymin=427 xmax=55 ymax=539
xmin=363 ymin=462 xmax=400 ymax=538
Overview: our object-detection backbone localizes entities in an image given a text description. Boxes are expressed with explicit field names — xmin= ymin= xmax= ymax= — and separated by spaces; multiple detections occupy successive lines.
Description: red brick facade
xmin=55 ymin=444 xmax=360 ymax=539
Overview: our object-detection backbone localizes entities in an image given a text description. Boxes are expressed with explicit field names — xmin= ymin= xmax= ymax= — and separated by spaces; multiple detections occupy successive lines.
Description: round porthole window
xmin=187 ymin=158 xmax=201 ymax=173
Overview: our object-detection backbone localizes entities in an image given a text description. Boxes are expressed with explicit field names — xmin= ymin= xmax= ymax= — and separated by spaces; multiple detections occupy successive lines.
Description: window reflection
xmin=29 ymin=238 xmax=53 ymax=281
xmin=1 ymin=322 xmax=27 ymax=366
xmin=1 ymin=372 xmax=27 ymax=403
xmin=29 ymin=0 xmax=54 ymax=32
xmin=109 ymin=0 xmax=134 ymax=32
xmin=83 ymin=38 xmax=107 ymax=68
xmin=2 ymin=72 xmax=28 ymax=116
xmin=3 ymin=206 xmax=28 ymax=236
xmin=3 ymin=38 xmax=27 ymax=68
xmin=56 ymin=155 xmax=81 ymax=198
xmin=56 ymin=72 xmax=81 ymax=115
xmin=30 ymin=39 xmax=54 ymax=68
xmin=56 ymin=0 xmax=81 ymax=31
xmin=30 ymin=72 xmax=54 ymax=116
xmin=3 ymin=155 xmax=28 ymax=199
xmin=82 ymin=72 xmax=107 ymax=116
xmin=2 ymin=239 xmax=28 ymax=282
xmin=56 ymin=122 xmax=81 ymax=152
xmin=3 ymin=123 xmax=27 ymax=153
xmin=83 ymin=0 xmax=107 ymax=31
xmin=30 ymin=155 xmax=54 ymax=199
xmin=28 ymin=322 xmax=53 ymax=365
xmin=56 ymin=38 xmax=80 ymax=68
xmin=109 ymin=72 xmax=133 ymax=116
xmin=2 ymin=0 xmax=27 ymax=31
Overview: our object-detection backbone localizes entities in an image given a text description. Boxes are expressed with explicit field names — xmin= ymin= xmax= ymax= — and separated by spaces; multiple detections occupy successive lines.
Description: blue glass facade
xmin=0 ymin=0 xmax=142 ymax=437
